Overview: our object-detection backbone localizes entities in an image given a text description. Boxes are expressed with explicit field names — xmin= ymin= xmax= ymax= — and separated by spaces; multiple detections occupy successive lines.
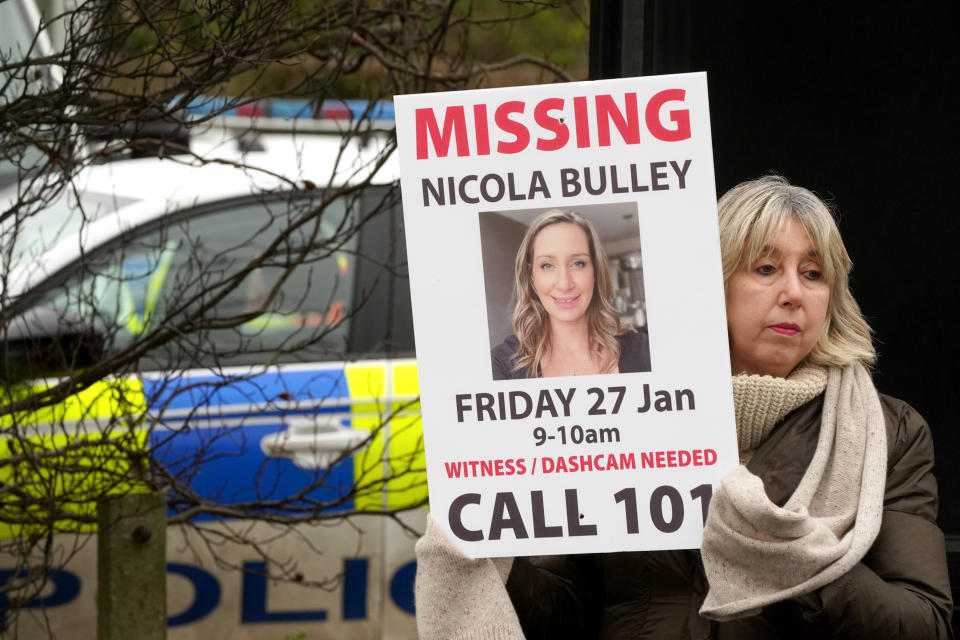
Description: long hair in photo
xmin=511 ymin=209 xmax=623 ymax=376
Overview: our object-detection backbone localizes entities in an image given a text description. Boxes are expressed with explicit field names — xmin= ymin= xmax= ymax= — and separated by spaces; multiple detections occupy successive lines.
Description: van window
xmin=0 ymin=0 xmax=56 ymax=190
xmin=0 ymin=1 xmax=38 ymax=89
xmin=32 ymin=192 xmax=369 ymax=369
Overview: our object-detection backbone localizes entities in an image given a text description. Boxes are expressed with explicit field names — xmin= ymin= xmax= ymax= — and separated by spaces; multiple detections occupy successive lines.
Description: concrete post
xmin=97 ymin=491 xmax=166 ymax=640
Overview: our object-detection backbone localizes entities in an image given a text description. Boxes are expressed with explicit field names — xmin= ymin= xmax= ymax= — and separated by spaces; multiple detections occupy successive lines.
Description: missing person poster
xmin=395 ymin=73 xmax=737 ymax=557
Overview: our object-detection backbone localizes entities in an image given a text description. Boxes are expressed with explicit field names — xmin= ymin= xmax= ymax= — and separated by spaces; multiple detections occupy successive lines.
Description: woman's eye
xmin=572 ymin=260 xmax=587 ymax=269
xmin=803 ymin=269 xmax=822 ymax=281
xmin=539 ymin=262 xmax=554 ymax=271
xmin=755 ymin=264 xmax=776 ymax=275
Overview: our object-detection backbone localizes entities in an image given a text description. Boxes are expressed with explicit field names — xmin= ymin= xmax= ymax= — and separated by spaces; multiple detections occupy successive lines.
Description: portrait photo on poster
xmin=480 ymin=202 xmax=651 ymax=381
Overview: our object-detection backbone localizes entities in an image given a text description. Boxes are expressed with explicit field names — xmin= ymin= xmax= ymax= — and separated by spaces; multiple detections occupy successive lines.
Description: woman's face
xmin=530 ymin=222 xmax=595 ymax=327
xmin=725 ymin=219 xmax=830 ymax=378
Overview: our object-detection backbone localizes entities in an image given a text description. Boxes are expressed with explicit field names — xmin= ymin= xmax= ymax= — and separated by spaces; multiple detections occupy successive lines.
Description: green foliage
xmin=468 ymin=2 xmax=588 ymax=65
xmin=100 ymin=0 xmax=588 ymax=100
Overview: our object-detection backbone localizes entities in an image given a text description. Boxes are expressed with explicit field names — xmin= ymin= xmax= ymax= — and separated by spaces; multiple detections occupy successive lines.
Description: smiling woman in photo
xmin=490 ymin=209 xmax=651 ymax=380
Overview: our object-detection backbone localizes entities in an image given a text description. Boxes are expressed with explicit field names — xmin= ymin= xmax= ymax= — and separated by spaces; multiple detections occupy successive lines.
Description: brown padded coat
xmin=505 ymin=394 xmax=954 ymax=639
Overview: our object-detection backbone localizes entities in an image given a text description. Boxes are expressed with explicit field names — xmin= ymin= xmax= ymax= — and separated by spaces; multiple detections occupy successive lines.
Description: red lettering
xmin=596 ymin=93 xmax=641 ymax=146
xmin=473 ymin=104 xmax=490 ymax=156
xmin=645 ymin=89 xmax=691 ymax=142
xmin=444 ymin=461 xmax=463 ymax=478
xmin=573 ymin=96 xmax=590 ymax=148
xmin=534 ymin=98 xmax=569 ymax=151
xmin=620 ymin=453 xmax=636 ymax=470
xmin=414 ymin=90 xmax=692 ymax=159
xmin=640 ymin=450 xmax=720 ymax=468
xmin=495 ymin=101 xmax=529 ymax=154
xmin=416 ymin=106 xmax=470 ymax=159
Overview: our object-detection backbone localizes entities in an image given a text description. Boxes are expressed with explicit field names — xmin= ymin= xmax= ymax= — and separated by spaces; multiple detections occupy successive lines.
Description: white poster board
xmin=395 ymin=72 xmax=737 ymax=557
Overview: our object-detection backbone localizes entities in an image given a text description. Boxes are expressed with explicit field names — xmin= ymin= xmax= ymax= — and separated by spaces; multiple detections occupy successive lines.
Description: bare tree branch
xmin=0 ymin=0 xmax=586 ymax=633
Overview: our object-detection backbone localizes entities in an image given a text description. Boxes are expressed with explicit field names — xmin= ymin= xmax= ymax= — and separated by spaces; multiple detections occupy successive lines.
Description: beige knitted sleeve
xmin=414 ymin=514 xmax=524 ymax=640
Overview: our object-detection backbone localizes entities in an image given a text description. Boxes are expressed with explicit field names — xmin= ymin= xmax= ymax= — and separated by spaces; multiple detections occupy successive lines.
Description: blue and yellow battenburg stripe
xmin=0 ymin=378 xmax=149 ymax=539
xmin=1 ymin=361 xmax=425 ymax=539
xmin=345 ymin=361 xmax=425 ymax=511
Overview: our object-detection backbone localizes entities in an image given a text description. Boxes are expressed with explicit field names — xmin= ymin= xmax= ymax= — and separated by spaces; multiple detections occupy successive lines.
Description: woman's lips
xmin=552 ymin=295 xmax=580 ymax=308
xmin=770 ymin=323 xmax=800 ymax=336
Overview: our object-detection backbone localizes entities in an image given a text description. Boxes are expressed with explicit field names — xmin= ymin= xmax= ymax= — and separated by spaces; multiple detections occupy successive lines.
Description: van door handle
xmin=260 ymin=414 xmax=370 ymax=469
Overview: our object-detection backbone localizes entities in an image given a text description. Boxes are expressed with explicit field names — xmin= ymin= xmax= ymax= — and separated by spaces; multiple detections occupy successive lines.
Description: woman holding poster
xmin=416 ymin=176 xmax=952 ymax=639
xmin=490 ymin=209 xmax=651 ymax=379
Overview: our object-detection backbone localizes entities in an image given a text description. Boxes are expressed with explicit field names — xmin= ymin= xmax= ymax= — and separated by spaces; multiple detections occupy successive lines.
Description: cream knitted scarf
xmin=700 ymin=363 xmax=887 ymax=620
xmin=732 ymin=363 xmax=829 ymax=461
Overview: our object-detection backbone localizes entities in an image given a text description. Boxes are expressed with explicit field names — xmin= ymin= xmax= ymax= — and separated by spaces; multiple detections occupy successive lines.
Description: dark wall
xmin=594 ymin=2 xmax=960 ymax=531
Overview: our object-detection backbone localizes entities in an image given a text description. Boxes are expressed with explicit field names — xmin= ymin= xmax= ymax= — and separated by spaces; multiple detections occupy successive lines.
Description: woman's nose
xmin=779 ymin=272 xmax=803 ymax=307
xmin=557 ymin=267 xmax=574 ymax=290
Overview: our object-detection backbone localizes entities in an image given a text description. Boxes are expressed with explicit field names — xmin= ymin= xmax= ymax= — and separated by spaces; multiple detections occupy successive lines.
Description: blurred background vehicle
xmin=2 ymin=110 xmax=429 ymax=639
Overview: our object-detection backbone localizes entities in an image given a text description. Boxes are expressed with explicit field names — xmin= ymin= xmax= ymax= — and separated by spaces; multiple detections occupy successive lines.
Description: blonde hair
xmin=511 ymin=209 xmax=623 ymax=376
xmin=718 ymin=175 xmax=875 ymax=368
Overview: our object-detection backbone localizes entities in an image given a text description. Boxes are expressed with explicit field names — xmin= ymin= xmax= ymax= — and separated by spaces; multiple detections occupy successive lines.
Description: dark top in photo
xmin=490 ymin=329 xmax=651 ymax=380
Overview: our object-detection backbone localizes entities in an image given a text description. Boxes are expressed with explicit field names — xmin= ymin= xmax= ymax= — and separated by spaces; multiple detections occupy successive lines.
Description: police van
xmin=2 ymin=116 xmax=427 ymax=639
